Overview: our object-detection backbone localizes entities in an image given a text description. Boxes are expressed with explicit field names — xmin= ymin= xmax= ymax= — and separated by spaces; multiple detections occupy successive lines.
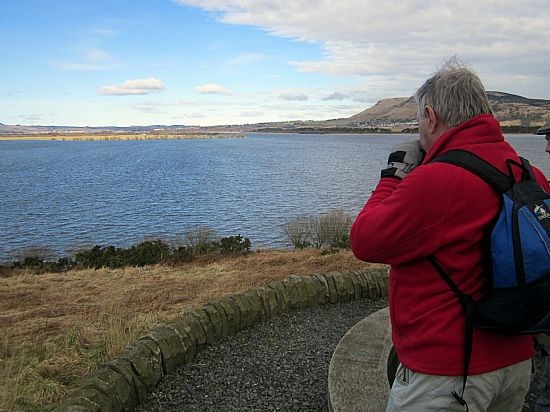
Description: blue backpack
xmin=429 ymin=149 xmax=550 ymax=409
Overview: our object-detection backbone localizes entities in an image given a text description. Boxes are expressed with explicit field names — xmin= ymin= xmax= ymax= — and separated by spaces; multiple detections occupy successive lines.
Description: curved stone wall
xmin=56 ymin=268 xmax=389 ymax=411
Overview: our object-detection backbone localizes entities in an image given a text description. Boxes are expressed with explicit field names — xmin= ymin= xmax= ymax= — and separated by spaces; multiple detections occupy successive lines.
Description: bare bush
xmin=10 ymin=245 xmax=57 ymax=265
xmin=282 ymin=209 xmax=354 ymax=249
xmin=319 ymin=208 xmax=354 ymax=248
xmin=282 ymin=215 xmax=312 ymax=249
xmin=184 ymin=226 xmax=217 ymax=252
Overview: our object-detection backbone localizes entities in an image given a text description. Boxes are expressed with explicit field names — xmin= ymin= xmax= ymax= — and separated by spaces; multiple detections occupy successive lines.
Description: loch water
xmin=1 ymin=133 xmax=548 ymax=261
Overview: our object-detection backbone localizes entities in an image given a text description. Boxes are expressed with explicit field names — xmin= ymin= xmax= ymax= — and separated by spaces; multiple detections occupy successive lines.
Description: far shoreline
xmin=0 ymin=127 xmax=539 ymax=141
xmin=0 ymin=132 xmax=245 ymax=141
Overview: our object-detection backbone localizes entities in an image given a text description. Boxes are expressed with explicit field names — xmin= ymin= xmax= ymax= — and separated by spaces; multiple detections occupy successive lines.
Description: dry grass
xmin=0 ymin=248 xmax=374 ymax=411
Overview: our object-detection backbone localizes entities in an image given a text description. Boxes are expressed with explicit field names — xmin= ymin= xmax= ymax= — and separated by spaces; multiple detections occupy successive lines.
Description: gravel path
xmin=136 ymin=298 xmax=544 ymax=411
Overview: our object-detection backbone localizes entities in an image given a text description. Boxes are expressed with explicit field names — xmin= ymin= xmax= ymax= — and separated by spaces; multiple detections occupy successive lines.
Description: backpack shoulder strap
xmin=432 ymin=149 xmax=513 ymax=193
xmin=428 ymin=256 xmax=474 ymax=410
xmin=519 ymin=156 xmax=536 ymax=180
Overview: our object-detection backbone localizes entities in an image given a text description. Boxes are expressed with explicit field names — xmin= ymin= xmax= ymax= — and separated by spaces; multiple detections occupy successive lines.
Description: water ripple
xmin=0 ymin=134 xmax=548 ymax=261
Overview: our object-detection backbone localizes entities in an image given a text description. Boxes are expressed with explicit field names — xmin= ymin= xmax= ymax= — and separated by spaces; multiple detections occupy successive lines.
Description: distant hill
xmin=486 ymin=91 xmax=550 ymax=128
xmin=2 ymin=91 xmax=549 ymax=135
xmin=343 ymin=96 xmax=418 ymax=125
xmin=235 ymin=91 xmax=550 ymax=133
xmin=315 ymin=91 xmax=550 ymax=130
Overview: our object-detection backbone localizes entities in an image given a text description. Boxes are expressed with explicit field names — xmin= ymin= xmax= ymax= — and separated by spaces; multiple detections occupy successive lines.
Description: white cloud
xmin=228 ymin=53 xmax=265 ymax=65
xmin=56 ymin=48 xmax=116 ymax=72
xmin=175 ymin=0 xmax=550 ymax=99
xmin=279 ymin=93 xmax=308 ymax=101
xmin=323 ymin=92 xmax=348 ymax=101
xmin=86 ymin=48 xmax=111 ymax=62
xmin=132 ymin=102 xmax=168 ymax=114
xmin=17 ymin=114 xmax=43 ymax=124
xmin=57 ymin=62 xmax=110 ymax=71
xmin=194 ymin=83 xmax=232 ymax=95
xmin=182 ymin=112 xmax=208 ymax=119
xmin=97 ymin=78 xmax=166 ymax=96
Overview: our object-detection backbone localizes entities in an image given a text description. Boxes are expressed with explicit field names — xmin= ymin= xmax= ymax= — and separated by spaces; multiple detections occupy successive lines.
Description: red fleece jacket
xmin=351 ymin=114 xmax=550 ymax=376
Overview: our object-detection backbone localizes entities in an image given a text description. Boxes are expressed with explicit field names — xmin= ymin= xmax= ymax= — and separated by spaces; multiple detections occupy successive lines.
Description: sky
xmin=1 ymin=0 xmax=550 ymax=127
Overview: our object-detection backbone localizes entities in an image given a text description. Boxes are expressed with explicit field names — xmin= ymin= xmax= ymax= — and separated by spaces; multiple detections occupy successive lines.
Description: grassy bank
xmin=0 ymin=248 xmax=378 ymax=411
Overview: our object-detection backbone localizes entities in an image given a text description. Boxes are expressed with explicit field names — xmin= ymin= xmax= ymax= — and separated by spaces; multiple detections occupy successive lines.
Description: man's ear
xmin=425 ymin=106 xmax=438 ymax=134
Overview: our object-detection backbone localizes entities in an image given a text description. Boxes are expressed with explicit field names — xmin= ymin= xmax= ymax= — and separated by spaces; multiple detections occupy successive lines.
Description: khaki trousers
xmin=536 ymin=357 xmax=550 ymax=412
xmin=386 ymin=359 xmax=531 ymax=412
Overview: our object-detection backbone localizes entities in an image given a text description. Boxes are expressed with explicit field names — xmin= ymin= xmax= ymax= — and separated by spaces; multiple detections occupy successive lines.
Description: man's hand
xmin=381 ymin=140 xmax=425 ymax=179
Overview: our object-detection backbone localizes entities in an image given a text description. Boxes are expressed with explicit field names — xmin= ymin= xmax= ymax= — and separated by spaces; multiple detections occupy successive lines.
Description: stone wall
xmin=56 ymin=268 xmax=388 ymax=411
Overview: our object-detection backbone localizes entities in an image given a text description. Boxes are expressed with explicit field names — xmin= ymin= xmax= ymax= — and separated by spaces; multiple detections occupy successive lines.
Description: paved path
xmin=328 ymin=307 xmax=544 ymax=412
xmin=328 ymin=307 xmax=391 ymax=411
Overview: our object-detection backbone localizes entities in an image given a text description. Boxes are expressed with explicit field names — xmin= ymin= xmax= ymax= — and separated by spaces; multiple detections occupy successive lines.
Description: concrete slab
xmin=328 ymin=307 xmax=392 ymax=412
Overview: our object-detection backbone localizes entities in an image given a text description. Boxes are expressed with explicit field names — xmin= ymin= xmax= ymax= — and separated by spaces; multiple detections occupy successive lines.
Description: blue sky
xmin=1 ymin=0 xmax=550 ymax=127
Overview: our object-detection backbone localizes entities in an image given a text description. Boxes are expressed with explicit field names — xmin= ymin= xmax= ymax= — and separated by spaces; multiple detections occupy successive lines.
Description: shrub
xmin=126 ymin=240 xmax=170 ymax=267
xmin=5 ymin=227 xmax=253 ymax=272
xmin=282 ymin=209 xmax=354 ymax=249
xmin=219 ymin=235 xmax=251 ymax=255
xmin=184 ymin=227 xmax=218 ymax=255
xmin=11 ymin=246 xmax=55 ymax=270
xmin=55 ymin=257 xmax=74 ymax=272
xmin=23 ymin=256 xmax=44 ymax=268
xmin=74 ymin=240 xmax=171 ymax=269
xmin=319 ymin=208 xmax=354 ymax=248
xmin=168 ymin=246 xmax=194 ymax=264
xmin=74 ymin=245 xmax=121 ymax=269
xmin=282 ymin=215 xmax=313 ymax=249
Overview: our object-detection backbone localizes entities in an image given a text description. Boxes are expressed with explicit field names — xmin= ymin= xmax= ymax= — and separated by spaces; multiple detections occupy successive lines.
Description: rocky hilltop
xmin=486 ymin=91 xmax=550 ymax=127
xmin=254 ymin=91 xmax=550 ymax=133
xmin=310 ymin=91 xmax=550 ymax=131
xmin=345 ymin=96 xmax=418 ymax=125
xmin=2 ymin=91 xmax=549 ymax=135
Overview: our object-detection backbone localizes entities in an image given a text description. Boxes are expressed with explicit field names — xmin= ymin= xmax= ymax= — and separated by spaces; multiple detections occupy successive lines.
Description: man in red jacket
xmin=351 ymin=60 xmax=550 ymax=411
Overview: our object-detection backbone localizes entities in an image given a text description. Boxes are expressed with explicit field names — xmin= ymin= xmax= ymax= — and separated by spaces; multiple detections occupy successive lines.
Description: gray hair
xmin=414 ymin=59 xmax=493 ymax=128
